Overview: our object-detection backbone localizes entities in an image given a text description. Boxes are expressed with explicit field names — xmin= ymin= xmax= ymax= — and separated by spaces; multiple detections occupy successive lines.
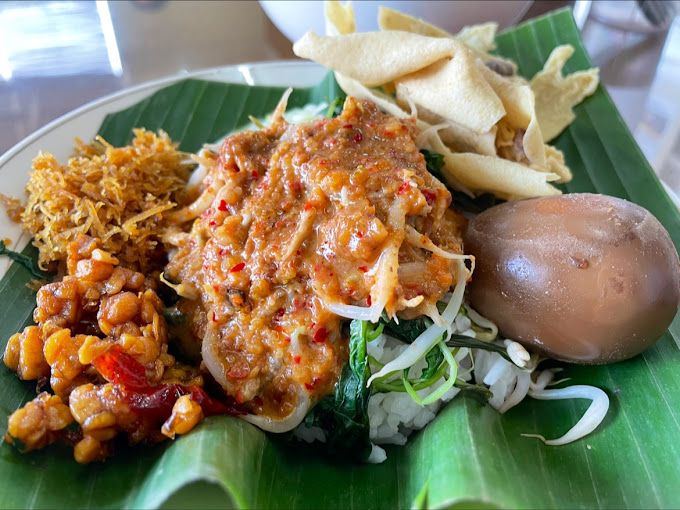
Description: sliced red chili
xmin=305 ymin=377 xmax=321 ymax=391
xmin=125 ymin=384 xmax=245 ymax=422
xmin=92 ymin=346 xmax=149 ymax=390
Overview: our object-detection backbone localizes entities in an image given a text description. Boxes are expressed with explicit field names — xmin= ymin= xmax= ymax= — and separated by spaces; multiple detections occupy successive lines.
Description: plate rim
xmin=0 ymin=59 xmax=321 ymax=171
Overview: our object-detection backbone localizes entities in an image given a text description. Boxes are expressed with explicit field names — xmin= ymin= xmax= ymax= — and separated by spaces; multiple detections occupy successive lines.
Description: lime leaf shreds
xmin=0 ymin=241 xmax=49 ymax=281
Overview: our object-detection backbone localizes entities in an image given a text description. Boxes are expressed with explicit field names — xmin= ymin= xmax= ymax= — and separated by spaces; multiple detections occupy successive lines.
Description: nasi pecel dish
xmin=1 ymin=1 xmax=679 ymax=478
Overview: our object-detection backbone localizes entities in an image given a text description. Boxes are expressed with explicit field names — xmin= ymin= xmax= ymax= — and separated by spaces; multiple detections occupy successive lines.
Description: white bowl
xmin=260 ymin=0 xmax=533 ymax=42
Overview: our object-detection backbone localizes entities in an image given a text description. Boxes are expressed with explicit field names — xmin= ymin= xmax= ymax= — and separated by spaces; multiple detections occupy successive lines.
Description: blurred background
xmin=0 ymin=0 xmax=678 ymax=194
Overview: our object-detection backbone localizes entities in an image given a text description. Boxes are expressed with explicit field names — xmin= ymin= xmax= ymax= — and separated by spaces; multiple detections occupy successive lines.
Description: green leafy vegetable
xmin=450 ymin=190 xmax=501 ymax=214
xmin=381 ymin=314 xmax=428 ymax=343
xmin=420 ymin=148 xmax=445 ymax=180
xmin=304 ymin=320 xmax=381 ymax=460
xmin=0 ymin=241 xmax=48 ymax=281
xmin=381 ymin=315 xmax=511 ymax=363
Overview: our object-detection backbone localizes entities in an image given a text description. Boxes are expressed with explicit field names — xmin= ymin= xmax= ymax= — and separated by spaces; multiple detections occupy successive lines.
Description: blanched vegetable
xmin=304 ymin=320 xmax=382 ymax=460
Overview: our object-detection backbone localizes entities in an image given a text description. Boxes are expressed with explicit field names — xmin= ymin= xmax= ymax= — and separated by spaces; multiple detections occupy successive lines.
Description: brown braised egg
xmin=464 ymin=193 xmax=680 ymax=364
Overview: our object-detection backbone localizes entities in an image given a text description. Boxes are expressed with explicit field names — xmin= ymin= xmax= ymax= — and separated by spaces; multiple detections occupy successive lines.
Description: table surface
xmin=1 ymin=0 xmax=679 ymax=196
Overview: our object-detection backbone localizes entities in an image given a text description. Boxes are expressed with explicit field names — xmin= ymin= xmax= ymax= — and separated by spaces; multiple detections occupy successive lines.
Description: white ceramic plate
xmin=0 ymin=60 xmax=325 ymax=277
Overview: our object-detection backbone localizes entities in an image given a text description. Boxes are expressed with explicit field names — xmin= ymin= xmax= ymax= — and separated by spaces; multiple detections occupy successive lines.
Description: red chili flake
xmin=209 ymin=220 xmax=217 ymax=227
xmin=397 ymin=181 xmax=410 ymax=195
xmin=367 ymin=294 xmax=372 ymax=306
xmin=218 ymin=248 xmax=228 ymax=256
xmin=356 ymin=231 xmax=364 ymax=238
xmin=343 ymin=124 xmax=353 ymax=129
xmin=293 ymin=355 xmax=301 ymax=364
xmin=212 ymin=311 xmax=217 ymax=322
xmin=358 ymin=266 xmax=369 ymax=273
xmin=251 ymin=170 xmax=259 ymax=179
xmin=318 ymin=159 xmax=328 ymax=166
xmin=284 ymin=336 xmax=291 ymax=344
xmin=305 ymin=377 xmax=321 ymax=391
xmin=229 ymin=262 xmax=245 ymax=273
xmin=422 ymin=189 xmax=437 ymax=204
xmin=228 ymin=162 xmax=240 ymax=173
xmin=273 ymin=325 xmax=284 ymax=332
xmin=303 ymin=202 xmax=313 ymax=211
xmin=313 ymin=327 xmax=328 ymax=343
xmin=212 ymin=284 xmax=220 ymax=293
xmin=353 ymin=131 xmax=363 ymax=143
xmin=295 ymin=249 xmax=301 ymax=256
xmin=217 ymin=199 xmax=228 ymax=211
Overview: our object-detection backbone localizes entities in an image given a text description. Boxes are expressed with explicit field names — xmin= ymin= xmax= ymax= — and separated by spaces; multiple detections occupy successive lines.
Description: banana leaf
xmin=1 ymin=8 xmax=679 ymax=509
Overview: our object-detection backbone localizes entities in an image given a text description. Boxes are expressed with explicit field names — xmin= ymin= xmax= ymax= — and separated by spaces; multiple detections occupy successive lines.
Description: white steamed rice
xmin=294 ymin=304 xmax=536 ymax=463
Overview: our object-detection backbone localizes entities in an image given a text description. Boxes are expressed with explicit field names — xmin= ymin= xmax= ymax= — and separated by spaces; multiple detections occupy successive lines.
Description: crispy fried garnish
xmin=20 ymin=129 xmax=190 ymax=271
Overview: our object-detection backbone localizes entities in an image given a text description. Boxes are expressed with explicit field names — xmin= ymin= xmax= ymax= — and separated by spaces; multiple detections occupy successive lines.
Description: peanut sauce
xmin=166 ymin=97 xmax=465 ymax=420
